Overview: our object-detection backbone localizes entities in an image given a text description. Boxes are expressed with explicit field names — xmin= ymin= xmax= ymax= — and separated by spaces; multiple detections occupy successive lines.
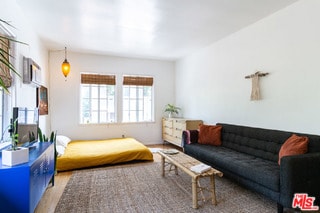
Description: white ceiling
xmin=17 ymin=0 xmax=298 ymax=61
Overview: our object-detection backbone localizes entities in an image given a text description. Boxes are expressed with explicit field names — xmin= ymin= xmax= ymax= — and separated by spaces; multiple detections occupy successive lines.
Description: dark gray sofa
xmin=182 ymin=123 xmax=320 ymax=213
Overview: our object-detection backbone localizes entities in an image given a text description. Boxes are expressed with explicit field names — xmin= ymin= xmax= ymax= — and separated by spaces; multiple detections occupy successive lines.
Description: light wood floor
xmin=35 ymin=143 xmax=180 ymax=213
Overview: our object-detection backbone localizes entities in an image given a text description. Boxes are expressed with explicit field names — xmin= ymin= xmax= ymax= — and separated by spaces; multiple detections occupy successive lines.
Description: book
xmin=190 ymin=163 xmax=212 ymax=173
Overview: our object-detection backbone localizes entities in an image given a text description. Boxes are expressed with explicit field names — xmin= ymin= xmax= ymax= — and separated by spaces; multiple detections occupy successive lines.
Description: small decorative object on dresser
xmin=164 ymin=104 xmax=181 ymax=118
xmin=162 ymin=117 xmax=202 ymax=147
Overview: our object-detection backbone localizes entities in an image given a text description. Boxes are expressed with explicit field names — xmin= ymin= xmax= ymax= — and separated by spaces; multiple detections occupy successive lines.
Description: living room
xmin=1 ymin=0 xmax=320 ymax=212
xmin=3 ymin=0 xmax=320 ymax=143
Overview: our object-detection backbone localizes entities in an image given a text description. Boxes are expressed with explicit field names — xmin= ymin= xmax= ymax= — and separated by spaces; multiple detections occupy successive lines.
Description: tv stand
xmin=0 ymin=142 xmax=54 ymax=212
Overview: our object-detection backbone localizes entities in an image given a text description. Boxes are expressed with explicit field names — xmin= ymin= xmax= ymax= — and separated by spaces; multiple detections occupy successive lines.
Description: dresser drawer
xmin=163 ymin=126 xmax=173 ymax=135
xmin=173 ymin=129 xmax=183 ymax=138
xmin=173 ymin=121 xmax=186 ymax=130
xmin=163 ymin=120 xmax=173 ymax=128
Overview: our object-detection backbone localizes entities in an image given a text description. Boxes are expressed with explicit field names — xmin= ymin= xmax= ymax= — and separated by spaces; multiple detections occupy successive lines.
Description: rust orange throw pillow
xmin=198 ymin=124 xmax=222 ymax=146
xmin=278 ymin=134 xmax=308 ymax=165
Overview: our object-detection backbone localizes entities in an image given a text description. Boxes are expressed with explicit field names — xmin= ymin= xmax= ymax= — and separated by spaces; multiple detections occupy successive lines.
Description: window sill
xmin=79 ymin=121 xmax=156 ymax=126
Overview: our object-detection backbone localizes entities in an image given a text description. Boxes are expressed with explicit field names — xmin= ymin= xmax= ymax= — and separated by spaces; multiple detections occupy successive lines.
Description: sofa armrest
xmin=181 ymin=130 xmax=199 ymax=147
xmin=280 ymin=152 xmax=320 ymax=207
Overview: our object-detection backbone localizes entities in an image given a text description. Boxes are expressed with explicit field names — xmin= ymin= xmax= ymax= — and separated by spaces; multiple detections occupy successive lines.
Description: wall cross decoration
xmin=245 ymin=71 xmax=269 ymax=101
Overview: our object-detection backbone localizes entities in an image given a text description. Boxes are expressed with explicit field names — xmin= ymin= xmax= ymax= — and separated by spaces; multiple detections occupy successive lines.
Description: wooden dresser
xmin=162 ymin=118 xmax=202 ymax=147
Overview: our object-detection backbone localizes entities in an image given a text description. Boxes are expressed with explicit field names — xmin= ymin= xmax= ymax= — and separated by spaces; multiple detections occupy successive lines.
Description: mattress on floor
xmin=56 ymin=137 xmax=153 ymax=171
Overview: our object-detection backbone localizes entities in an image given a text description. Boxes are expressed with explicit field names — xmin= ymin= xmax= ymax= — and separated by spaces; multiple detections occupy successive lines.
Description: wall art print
xmin=37 ymin=86 xmax=48 ymax=115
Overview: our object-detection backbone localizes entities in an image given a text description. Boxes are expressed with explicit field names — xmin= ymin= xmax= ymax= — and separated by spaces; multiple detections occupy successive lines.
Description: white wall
xmin=1 ymin=0 xmax=50 ymax=136
xmin=49 ymin=52 xmax=175 ymax=144
xmin=176 ymin=0 xmax=320 ymax=134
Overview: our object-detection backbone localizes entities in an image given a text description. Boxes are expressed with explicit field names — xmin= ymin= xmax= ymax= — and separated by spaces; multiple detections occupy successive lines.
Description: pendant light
xmin=61 ymin=47 xmax=70 ymax=78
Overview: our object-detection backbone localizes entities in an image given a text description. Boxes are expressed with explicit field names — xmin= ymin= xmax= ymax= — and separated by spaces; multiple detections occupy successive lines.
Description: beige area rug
xmin=55 ymin=162 xmax=277 ymax=213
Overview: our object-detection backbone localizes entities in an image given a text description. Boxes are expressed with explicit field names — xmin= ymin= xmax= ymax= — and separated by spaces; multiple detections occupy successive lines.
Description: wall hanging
xmin=37 ymin=86 xmax=48 ymax=115
xmin=245 ymin=71 xmax=269 ymax=101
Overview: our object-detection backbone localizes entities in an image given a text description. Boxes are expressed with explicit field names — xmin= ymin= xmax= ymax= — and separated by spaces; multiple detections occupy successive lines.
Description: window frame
xmin=0 ymin=89 xmax=3 ymax=140
xmin=0 ymin=24 xmax=16 ymax=142
xmin=80 ymin=73 xmax=117 ymax=124
xmin=122 ymin=75 xmax=154 ymax=123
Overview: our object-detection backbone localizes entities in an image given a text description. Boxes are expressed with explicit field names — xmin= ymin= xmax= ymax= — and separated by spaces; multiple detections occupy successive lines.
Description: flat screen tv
xmin=12 ymin=107 xmax=39 ymax=145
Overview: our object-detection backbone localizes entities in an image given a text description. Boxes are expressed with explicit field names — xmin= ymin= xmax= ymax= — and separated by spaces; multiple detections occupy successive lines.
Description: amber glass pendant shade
xmin=61 ymin=47 xmax=70 ymax=78
xmin=61 ymin=59 xmax=70 ymax=77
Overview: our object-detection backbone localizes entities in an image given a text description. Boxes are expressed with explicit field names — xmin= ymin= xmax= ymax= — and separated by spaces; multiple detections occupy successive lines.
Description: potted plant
xmin=38 ymin=127 xmax=58 ymax=174
xmin=164 ymin=104 xmax=181 ymax=118
xmin=0 ymin=19 xmax=26 ymax=92
xmin=0 ymin=20 xmax=28 ymax=165
xmin=1 ymin=119 xmax=29 ymax=166
xmin=38 ymin=127 xmax=55 ymax=142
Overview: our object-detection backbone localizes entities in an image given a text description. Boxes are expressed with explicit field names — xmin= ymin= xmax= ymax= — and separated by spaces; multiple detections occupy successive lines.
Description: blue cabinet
xmin=0 ymin=142 xmax=54 ymax=213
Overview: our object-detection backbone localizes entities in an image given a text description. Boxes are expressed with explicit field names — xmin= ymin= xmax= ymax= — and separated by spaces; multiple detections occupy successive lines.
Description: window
xmin=122 ymin=76 xmax=154 ymax=122
xmin=80 ymin=73 xmax=116 ymax=124
xmin=0 ymin=89 xmax=3 ymax=139
xmin=0 ymin=34 xmax=12 ymax=141
xmin=0 ymin=35 xmax=12 ymax=91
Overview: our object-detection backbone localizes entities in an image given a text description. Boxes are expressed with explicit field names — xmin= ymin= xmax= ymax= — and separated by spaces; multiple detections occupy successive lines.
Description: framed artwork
xmin=37 ymin=86 xmax=48 ymax=115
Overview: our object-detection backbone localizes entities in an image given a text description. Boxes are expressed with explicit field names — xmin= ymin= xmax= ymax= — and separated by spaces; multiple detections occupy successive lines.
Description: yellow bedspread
xmin=56 ymin=138 xmax=153 ymax=171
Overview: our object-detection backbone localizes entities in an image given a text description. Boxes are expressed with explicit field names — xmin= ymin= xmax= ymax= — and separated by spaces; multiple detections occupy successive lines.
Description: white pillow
xmin=56 ymin=135 xmax=71 ymax=148
xmin=56 ymin=145 xmax=65 ymax=156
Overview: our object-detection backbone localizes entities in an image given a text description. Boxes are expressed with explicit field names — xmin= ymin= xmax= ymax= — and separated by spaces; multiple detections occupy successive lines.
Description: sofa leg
xmin=277 ymin=203 xmax=283 ymax=213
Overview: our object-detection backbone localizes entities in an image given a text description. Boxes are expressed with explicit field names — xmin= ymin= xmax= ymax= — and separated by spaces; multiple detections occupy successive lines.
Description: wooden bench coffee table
xmin=158 ymin=149 xmax=223 ymax=209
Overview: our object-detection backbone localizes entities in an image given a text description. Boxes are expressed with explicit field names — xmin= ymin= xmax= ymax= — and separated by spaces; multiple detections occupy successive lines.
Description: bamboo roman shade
xmin=0 ymin=36 xmax=12 ymax=88
xmin=81 ymin=73 xmax=116 ymax=85
xmin=123 ymin=76 xmax=153 ymax=86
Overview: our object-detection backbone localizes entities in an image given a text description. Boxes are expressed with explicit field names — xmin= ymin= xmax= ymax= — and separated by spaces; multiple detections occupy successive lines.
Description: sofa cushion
xmin=198 ymin=124 xmax=222 ymax=146
xmin=184 ymin=143 xmax=280 ymax=192
xmin=278 ymin=134 xmax=308 ymax=165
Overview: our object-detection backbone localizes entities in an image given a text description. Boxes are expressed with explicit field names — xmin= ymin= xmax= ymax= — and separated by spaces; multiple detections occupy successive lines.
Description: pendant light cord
xmin=64 ymin=47 xmax=67 ymax=60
